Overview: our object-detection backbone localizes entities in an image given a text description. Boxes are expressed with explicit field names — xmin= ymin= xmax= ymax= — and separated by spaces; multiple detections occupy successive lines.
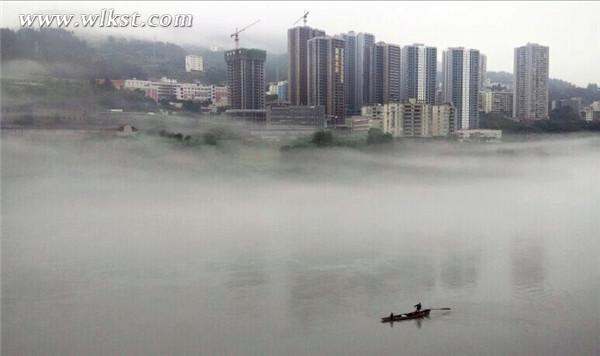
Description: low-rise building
xmin=431 ymin=104 xmax=455 ymax=137
xmin=481 ymin=90 xmax=513 ymax=116
xmin=361 ymin=104 xmax=388 ymax=133
xmin=362 ymin=100 xmax=455 ymax=138
xmin=552 ymin=97 xmax=583 ymax=116
xmin=343 ymin=116 xmax=372 ymax=134
xmin=266 ymin=104 xmax=325 ymax=127
xmin=124 ymin=79 xmax=153 ymax=90
xmin=185 ymin=55 xmax=204 ymax=72
xmin=381 ymin=103 xmax=403 ymax=137
xmin=361 ymin=104 xmax=385 ymax=121
xmin=583 ymin=101 xmax=600 ymax=121
xmin=277 ymin=81 xmax=288 ymax=102
xmin=122 ymin=78 xmax=227 ymax=105
xmin=124 ymin=77 xmax=178 ymax=101
xmin=399 ymin=100 xmax=430 ymax=137
xmin=176 ymin=83 xmax=213 ymax=102
xmin=175 ymin=83 xmax=228 ymax=105
xmin=225 ymin=109 xmax=267 ymax=121
xmin=213 ymin=86 xmax=229 ymax=107
xmin=154 ymin=78 xmax=179 ymax=101
xmin=267 ymin=83 xmax=279 ymax=96
xmin=456 ymin=129 xmax=502 ymax=142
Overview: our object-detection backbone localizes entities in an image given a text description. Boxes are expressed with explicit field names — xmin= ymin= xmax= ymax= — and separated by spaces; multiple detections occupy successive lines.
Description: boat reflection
xmin=385 ymin=315 xmax=430 ymax=328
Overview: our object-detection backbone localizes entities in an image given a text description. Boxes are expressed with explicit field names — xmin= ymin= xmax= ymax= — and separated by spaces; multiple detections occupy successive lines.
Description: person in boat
xmin=390 ymin=312 xmax=394 ymax=320
xmin=414 ymin=302 xmax=422 ymax=312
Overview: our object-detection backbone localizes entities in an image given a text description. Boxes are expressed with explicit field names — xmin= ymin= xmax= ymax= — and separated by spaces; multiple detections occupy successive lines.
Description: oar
xmin=430 ymin=307 xmax=451 ymax=310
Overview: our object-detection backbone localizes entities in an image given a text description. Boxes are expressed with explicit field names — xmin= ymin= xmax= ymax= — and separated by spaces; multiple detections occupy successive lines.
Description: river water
xmin=2 ymin=130 xmax=599 ymax=355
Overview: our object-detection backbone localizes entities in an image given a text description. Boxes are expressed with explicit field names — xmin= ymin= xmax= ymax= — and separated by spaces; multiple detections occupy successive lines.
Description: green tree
xmin=549 ymin=106 xmax=581 ymax=122
xmin=366 ymin=128 xmax=393 ymax=145
xmin=311 ymin=130 xmax=334 ymax=147
xmin=203 ymin=132 xmax=219 ymax=145
xmin=182 ymin=100 xmax=202 ymax=112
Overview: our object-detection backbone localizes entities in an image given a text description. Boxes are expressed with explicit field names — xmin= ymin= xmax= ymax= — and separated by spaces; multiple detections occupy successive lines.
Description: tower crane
xmin=230 ymin=19 xmax=260 ymax=49
xmin=292 ymin=11 xmax=310 ymax=26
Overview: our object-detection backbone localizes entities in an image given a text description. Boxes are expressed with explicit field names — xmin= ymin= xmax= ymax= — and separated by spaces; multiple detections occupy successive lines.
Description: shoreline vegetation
xmin=281 ymin=128 xmax=394 ymax=151
xmin=479 ymin=109 xmax=600 ymax=134
xmin=158 ymin=127 xmax=234 ymax=147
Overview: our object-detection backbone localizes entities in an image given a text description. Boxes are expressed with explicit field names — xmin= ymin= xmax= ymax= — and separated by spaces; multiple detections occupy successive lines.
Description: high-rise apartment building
xmin=369 ymin=43 xmax=384 ymax=105
xmin=307 ymin=36 xmax=345 ymax=125
xmin=369 ymin=42 xmax=401 ymax=104
xmin=401 ymin=44 xmax=437 ymax=104
xmin=513 ymin=43 xmax=549 ymax=120
xmin=224 ymin=48 xmax=266 ymax=110
xmin=341 ymin=32 xmax=357 ymax=114
xmin=342 ymin=32 xmax=377 ymax=111
xmin=356 ymin=33 xmax=376 ymax=107
xmin=288 ymin=26 xmax=326 ymax=105
xmin=479 ymin=53 xmax=487 ymax=90
xmin=442 ymin=47 xmax=481 ymax=129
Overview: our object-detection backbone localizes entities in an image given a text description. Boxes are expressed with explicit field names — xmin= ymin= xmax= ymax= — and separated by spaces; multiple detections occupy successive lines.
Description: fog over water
xmin=2 ymin=129 xmax=600 ymax=355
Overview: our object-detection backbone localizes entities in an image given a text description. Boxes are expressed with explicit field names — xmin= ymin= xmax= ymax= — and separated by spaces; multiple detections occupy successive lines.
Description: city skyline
xmin=2 ymin=1 xmax=599 ymax=86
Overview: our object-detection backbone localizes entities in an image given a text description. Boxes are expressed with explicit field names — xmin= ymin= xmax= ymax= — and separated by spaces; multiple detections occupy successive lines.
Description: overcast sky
xmin=2 ymin=1 xmax=599 ymax=86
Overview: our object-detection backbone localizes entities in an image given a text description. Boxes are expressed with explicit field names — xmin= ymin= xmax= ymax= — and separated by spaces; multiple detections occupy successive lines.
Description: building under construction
xmin=225 ymin=48 xmax=266 ymax=111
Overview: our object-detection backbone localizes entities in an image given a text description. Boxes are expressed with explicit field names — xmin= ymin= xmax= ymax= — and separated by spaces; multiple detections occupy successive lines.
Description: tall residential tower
xmin=288 ymin=26 xmax=326 ymax=105
xmin=356 ymin=33 xmax=376 ymax=108
xmin=307 ymin=36 xmax=345 ymax=125
xmin=401 ymin=44 xmax=437 ymax=104
xmin=224 ymin=48 xmax=266 ymax=110
xmin=513 ymin=43 xmax=549 ymax=120
xmin=442 ymin=47 xmax=481 ymax=129
xmin=369 ymin=42 xmax=401 ymax=104
xmin=479 ymin=53 xmax=487 ymax=90
xmin=341 ymin=32 xmax=357 ymax=114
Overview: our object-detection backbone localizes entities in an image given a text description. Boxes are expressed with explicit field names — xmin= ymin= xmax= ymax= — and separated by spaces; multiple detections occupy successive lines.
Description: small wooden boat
xmin=381 ymin=309 xmax=431 ymax=322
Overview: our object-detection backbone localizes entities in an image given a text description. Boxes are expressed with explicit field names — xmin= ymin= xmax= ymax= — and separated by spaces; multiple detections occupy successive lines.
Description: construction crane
xmin=292 ymin=11 xmax=310 ymax=26
xmin=230 ymin=19 xmax=260 ymax=49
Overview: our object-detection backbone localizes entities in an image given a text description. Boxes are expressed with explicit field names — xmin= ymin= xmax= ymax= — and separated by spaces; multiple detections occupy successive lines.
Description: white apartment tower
xmin=401 ymin=44 xmax=437 ymax=104
xmin=442 ymin=47 xmax=481 ymax=130
xmin=513 ymin=43 xmax=549 ymax=120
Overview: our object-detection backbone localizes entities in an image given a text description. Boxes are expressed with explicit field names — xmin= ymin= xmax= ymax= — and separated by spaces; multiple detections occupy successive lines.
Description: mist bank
xmin=3 ymin=129 xmax=600 ymax=185
xmin=3 ymin=129 xmax=600 ymax=355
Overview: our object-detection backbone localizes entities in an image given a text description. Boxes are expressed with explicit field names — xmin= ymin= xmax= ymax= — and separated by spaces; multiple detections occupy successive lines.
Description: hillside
xmin=487 ymin=71 xmax=600 ymax=105
xmin=0 ymin=28 xmax=287 ymax=85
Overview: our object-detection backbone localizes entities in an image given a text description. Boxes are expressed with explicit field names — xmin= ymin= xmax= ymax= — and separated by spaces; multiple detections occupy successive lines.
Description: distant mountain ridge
xmin=486 ymin=71 xmax=600 ymax=105
xmin=0 ymin=28 xmax=287 ymax=85
xmin=486 ymin=71 xmax=513 ymax=87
